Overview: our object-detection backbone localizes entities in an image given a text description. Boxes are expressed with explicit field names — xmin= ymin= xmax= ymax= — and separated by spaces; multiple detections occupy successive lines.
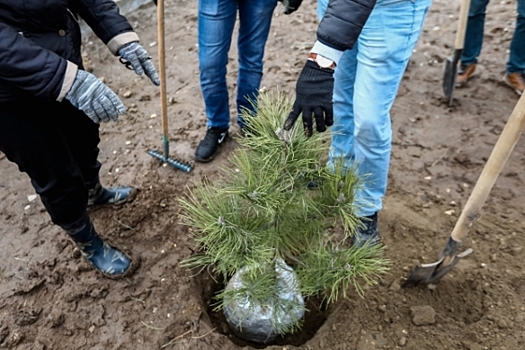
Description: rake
xmin=148 ymin=0 xmax=192 ymax=172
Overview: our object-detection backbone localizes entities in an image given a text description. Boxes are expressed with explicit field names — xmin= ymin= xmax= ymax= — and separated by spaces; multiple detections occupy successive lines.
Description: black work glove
xmin=284 ymin=60 xmax=334 ymax=137
xmin=280 ymin=0 xmax=303 ymax=14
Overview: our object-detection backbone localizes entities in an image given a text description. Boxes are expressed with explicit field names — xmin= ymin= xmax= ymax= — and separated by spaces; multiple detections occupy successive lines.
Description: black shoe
xmin=307 ymin=181 xmax=319 ymax=190
xmin=62 ymin=214 xmax=132 ymax=276
xmin=351 ymin=212 xmax=381 ymax=248
xmin=307 ymin=179 xmax=322 ymax=190
xmin=195 ymin=127 xmax=229 ymax=163
xmin=87 ymin=177 xmax=133 ymax=206
xmin=306 ymin=175 xmax=325 ymax=190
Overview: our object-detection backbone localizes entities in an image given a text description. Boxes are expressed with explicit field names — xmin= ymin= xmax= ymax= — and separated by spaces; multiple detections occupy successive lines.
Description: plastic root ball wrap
xmin=223 ymin=258 xmax=305 ymax=344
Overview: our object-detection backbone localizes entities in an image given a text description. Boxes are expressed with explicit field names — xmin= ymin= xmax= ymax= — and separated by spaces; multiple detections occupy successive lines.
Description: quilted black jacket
xmin=317 ymin=0 xmax=377 ymax=51
xmin=0 ymin=0 xmax=137 ymax=102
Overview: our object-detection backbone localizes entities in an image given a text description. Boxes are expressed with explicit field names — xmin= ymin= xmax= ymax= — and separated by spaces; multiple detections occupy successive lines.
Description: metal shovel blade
xmin=442 ymin=49 xmax=462 ymax=106
xmin=403 ymin=237 xmax=473 ymax=287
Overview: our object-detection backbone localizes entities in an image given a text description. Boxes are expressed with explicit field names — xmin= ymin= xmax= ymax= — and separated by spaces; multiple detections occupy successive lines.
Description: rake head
xmin=148 ymin=149 xmax=193 ymax=173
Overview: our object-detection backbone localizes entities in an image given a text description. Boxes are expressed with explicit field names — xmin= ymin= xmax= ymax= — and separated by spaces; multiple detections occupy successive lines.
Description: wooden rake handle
xmin=157 ymin=0 xmax=169 ymax=141
xmin=451 ymin=93 xmax=525 ymax=243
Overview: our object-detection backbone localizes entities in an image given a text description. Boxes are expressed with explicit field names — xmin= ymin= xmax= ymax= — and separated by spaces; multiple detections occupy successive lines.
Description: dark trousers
xmin=462 ymin=0 xmax=525 ymax=73
xmin=0 ymin=98 xmax=101 ymax=227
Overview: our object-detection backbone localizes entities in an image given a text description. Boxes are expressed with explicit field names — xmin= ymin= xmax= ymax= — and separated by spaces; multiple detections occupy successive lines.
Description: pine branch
xmin=178 ymin=91 xmax=391 ymax=333
xmin=295 ymin=243 xmax=390 ymax=304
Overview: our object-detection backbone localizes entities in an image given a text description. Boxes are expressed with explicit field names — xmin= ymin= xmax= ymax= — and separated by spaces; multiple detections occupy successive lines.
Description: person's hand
xmin=65 ymin=70 xmax=126 ymax=123
xmin=118 ymin=42 xmax=160 ymax=86
xmin=280 ymin=0 xmax=303 ymax=14
xmin=284 ymin=60 xmax=334 ymax=136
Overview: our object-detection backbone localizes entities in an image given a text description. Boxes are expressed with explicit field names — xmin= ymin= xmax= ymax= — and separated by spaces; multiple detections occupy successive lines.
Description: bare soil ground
xmin=1 ymin=0 xmax=525 ymax=349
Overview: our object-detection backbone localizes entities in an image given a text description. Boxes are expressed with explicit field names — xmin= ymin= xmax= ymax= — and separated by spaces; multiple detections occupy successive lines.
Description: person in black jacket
xmin=0 ymin=0 xmax=159 ymax=277
xmin=285 ymin=0 xmax=431 ymax=247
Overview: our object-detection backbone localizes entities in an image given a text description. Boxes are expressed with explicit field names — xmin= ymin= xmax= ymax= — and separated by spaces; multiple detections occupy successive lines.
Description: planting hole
xmin=197 ymin=272 xmax=333 ymax=348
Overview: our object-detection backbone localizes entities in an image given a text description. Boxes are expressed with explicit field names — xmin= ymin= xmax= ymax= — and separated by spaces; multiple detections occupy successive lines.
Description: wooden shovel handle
xmin=451 ymin=93 xmax=525 ymax=242
xmin=157 ymin=0 xmax=169 ymax=138
xmin=454 ymin=0 xmax=471 ymax=50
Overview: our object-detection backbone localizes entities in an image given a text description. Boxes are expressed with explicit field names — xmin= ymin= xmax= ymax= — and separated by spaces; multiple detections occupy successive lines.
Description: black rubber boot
xmin=62 ymin=213 xmax=132 ymax=276
xmin=87 ymin=176 xmax=133 ymax=206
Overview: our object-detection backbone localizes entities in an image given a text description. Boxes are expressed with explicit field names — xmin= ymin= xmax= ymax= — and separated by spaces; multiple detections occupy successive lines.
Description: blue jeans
xmin=462 ymin=0 xmax=525 ymax=73
xmin=317 ymin=0 xmax=431 ymax=216
xmin=198 ymin=0 xmax=277 ymax=129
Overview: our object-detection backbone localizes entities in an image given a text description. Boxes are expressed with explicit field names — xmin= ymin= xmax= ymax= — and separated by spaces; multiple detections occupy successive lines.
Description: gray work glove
xmin=118 ymin=41 xmax=160 ymax=86
xmin=65 ymin=70 xmax=126 ymax=123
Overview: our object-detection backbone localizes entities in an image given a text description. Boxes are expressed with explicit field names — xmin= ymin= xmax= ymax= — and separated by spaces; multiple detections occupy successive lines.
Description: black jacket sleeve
xmin=316 ymin=0 xmax=377 ymax=51
xmin=69 ymin=0 xmax=135 ymax=45
xmin=0 ymin=22 xmax=67 ymax=100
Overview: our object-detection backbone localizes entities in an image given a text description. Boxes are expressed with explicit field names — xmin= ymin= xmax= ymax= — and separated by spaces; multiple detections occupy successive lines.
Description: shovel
xmin=148 ymin=0 xmax=193 ymax=172
xmin=404 ymin=93 xmax=525 ymax=287
xmin=442 ymin=0 xmax=471 ymax=106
